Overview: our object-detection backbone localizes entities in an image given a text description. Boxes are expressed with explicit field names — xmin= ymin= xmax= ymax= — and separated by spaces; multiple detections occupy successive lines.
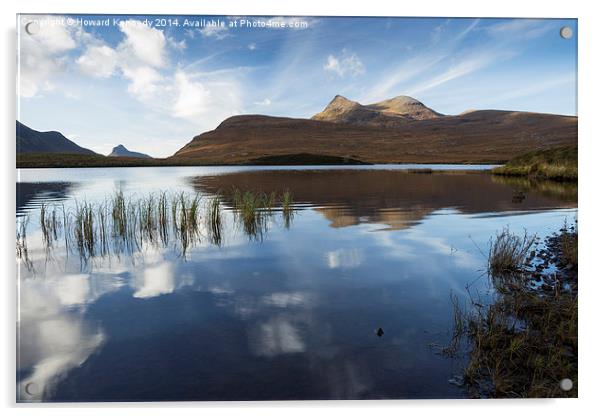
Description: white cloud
xmin=168 ymin=36 xmax=187 ymax=52
xmin=200 ymin=24 xmax=230 ymax=40
xmin=171 ymin=70 xmax=243 ymax=124
xmin=324 ymin=50 xmax=365 ymax=77
xmin=74 ymin=20 xmax=168 ymax=103
xmin=76 ymin=45 xmax=117 ymax=78
xmin=117 ymin=20 xmax=167 ymax=68
xmin=248 ymin=43 xmax=257 ymax=51
xmin=253 ymin=98 xmax=271 ymax=106
xmin=171 ymin=71 xmax=212 ymax=119
xmin=121 ymin=65 xmax=164 ymax=102
xmin=18 ymin=17 xmax=77 ymax=97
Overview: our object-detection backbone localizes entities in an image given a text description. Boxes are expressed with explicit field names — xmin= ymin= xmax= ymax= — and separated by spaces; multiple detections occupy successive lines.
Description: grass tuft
xmin=488 ymin=228 xmax=536 ymax=276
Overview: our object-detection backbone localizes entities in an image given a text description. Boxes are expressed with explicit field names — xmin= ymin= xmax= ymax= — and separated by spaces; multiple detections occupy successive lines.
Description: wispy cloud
xmin=487 ymin=19 xmax=556 ymax=40
xmin=324 ymin=49 xmax=365 ymax=77
xmin=18 ymin=16 xmax=577 ymax=158
xmin=405 ymin=52 xmax=498 ymax=96
xmin=199 ymin=24 xmax=230 ymax=40
xmin=484 ymin=74 xmax=575 ymax=106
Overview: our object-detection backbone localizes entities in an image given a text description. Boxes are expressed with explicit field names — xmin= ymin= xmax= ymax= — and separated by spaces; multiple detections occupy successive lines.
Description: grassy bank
xmin=16 ymin=152 xmax=371 ymax=168
xmin=447 ymin=223 xmax=578 ymax=398
xmin=15 ymin=152 xmax=511 ymax=169
xmin=492 ymin=146 xmax=577 ymax=181
xmin=17 ymin=153 xmax=172 ymax=168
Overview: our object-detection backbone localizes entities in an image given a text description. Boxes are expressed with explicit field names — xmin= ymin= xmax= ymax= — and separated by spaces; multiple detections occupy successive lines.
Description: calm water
xmin=16 ymin=166 xmax=577 ymax=402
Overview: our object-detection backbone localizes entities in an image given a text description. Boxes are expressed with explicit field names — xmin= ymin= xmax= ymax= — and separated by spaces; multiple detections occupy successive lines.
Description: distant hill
xmin=311 ymin=95 xmax=442 ymax=128
xmin=16 ymin=121 xmax=96 ymax=155
xmin=172 ymin=96 xmax=578 ymax=165
xmin=108 ymin=145 xmax=152 ymax=159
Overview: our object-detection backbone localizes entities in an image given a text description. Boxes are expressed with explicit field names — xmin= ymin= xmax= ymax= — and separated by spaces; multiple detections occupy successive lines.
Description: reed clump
xmin=229 ymin=189 xmax=295 ymax=239
xmin=488 ymin=228 xmax=536 ymax=276
xmin=17 ymin=188 xmax=296 ymax=264
xmin=446 ymin=224 xmax=577 ymax=398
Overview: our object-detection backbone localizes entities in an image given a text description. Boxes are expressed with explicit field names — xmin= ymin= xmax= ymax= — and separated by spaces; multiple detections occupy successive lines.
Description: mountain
xmin=108 ymin=145 xmax=152 ymax=159
xmin=172 ymin=103 xmax=577 ymax=164
xmin=311 ymin=95 xmax=442 ymax=127
xmin=16 ymin=121 xmax=96 ymax=155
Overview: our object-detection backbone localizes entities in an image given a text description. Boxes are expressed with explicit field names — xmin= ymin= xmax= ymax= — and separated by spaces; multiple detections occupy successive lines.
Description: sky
xmin=17 ymin=15 xmax=577 ymax=158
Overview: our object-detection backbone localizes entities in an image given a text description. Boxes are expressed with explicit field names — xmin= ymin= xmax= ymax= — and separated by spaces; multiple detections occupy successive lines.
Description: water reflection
xmin=16 ymin=167 xmax=577 ymax=401
xmin=194 ymin=170 xmax=576 ymax=230
xmin=17 ymin=273 xmax=114 ymax=401
xmin=16 ymin=182 xmax=74 ymax=217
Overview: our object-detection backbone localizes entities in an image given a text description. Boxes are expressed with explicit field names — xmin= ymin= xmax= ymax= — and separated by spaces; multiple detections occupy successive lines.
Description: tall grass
xmin=281 ymin=190 xmax=294 ymax=228
xmin=17 ymin=188 xmax=296 ymax=264
xmin=39 ymin=203 xmax=60 ymax=247
xmin=488 ymin=228 xmax=536 ymax=276
xmin=228 ymin=189 xmax=294 ymax=240
xmin=445 ymin=223 xmax=578 ymax=398
xmin=560 ymin=221 xmax=578 ymax=266
xmin=206 ymin=195 xmax=223 ymax=246
xmin=16 ymin=216 xmax=32 ymax=270
xmin=158 ymin=192 xmax=169 ymax=245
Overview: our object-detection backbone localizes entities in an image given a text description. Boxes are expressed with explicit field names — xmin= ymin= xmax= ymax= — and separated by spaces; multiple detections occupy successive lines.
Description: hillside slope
xmin=172 ymin=109 xmax=577 ymax=164
xmin=16 ymin=121 xmax=96 ymax=155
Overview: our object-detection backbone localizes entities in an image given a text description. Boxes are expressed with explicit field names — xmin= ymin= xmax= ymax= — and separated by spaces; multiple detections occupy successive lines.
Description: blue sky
xmin=18 ymin=15 xmax=577 ymax=157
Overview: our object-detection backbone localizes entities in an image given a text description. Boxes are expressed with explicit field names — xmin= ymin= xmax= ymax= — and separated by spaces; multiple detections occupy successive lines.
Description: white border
xmin=2 ymin=1 xmax=601 ymax=415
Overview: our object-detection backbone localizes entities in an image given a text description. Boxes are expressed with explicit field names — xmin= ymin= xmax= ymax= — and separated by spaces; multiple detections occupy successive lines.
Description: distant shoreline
xmin=16 ymin=152 xmax=506 ymax=169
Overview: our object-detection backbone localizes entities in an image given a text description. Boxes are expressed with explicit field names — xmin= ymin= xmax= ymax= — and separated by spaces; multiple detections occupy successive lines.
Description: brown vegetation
xmin=173 ymin=110 xmax=576 ymax=164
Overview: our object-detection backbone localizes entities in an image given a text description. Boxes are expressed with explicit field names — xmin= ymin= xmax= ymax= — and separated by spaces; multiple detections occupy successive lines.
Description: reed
xmin=238 ymin=191 xmax=269 ymax=240
xmin=206 ymin=195 xmax=223 ymax=246
xmin=16 ymin=216 xmax=33 ymax=270
xmin=444 ymin=223 xmax=578 ymax=398
xmin=158 ymin=191 xmax=169 ymax=245
xmin=97 ymin=202 xmax=109 ymax=256
xmin=39 ymin=203 xmax=60 ymax=247
xmin=111 ymin=190 xmax=128 ymax=239
xmin=281 ymin=190 xmax=294 ymax=228
xmin=488 ymin=228 xmax=536 ymax=276
xmin=19 ymin=188 xmax=296 ymax=263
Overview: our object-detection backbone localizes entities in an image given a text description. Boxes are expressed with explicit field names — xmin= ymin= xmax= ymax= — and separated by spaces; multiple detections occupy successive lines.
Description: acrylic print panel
xmin=16 ymin=15 xmax=577 ymax=402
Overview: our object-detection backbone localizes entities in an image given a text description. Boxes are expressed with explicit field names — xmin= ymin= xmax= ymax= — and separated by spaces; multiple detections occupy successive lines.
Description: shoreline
xmin=16 ymin=152 xmax=507 ymax=169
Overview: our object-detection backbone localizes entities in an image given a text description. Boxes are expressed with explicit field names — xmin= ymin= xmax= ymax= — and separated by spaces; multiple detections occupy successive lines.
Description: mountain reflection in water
xmin=16 ymin=167 xmax=577 ymax=402
xmin=193 ymin=170 xmax=576 ymax=230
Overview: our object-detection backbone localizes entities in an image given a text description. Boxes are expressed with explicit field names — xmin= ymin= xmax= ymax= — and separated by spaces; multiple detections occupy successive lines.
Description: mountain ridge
xmin=16 ymin=121 xmax=96 ymax=155
xmin=172 ymin=96 xmax=577 ymax=164
xmin=108 ymin=144 xmax=152 ymax=159
xmin=311 ymin=94 xmax=442 ymax=127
